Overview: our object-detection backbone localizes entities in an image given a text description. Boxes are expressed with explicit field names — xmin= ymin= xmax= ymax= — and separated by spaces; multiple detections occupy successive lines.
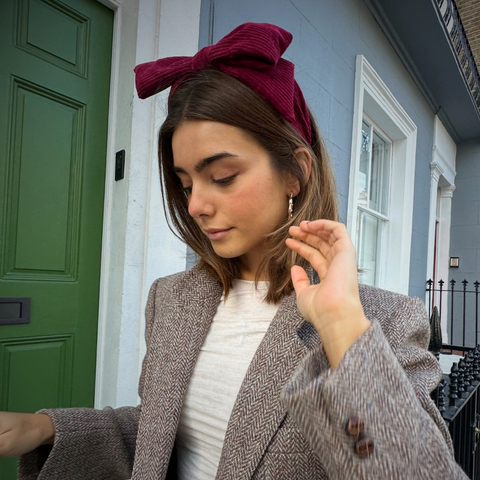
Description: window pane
xmin=369 ymin=130 xmax=390 ymax=215
xmin=356 ymin=209 xmax=383 ymax=286
xmin=357 ymin=120 xmax=371 ymax=208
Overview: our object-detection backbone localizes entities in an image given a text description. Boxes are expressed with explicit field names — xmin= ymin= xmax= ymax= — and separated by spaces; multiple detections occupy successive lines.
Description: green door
xmin=0 ymin=0 xmax=113 ymax=477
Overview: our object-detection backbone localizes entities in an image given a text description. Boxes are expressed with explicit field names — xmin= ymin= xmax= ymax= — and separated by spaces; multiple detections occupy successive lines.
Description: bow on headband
xmin=134 ymin=22 xmax=312 ymax=144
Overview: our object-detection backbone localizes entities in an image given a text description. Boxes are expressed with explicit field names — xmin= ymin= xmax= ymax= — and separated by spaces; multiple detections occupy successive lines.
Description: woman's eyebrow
xmin=173 ymin=152 xmax=238 ymax=174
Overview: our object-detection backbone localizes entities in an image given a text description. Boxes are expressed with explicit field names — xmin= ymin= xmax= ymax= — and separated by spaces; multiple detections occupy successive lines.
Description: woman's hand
xmin=0 ymin=411 xmax=54 ymax=457
xmin=286 ymin=219 xmax=371 ymax=368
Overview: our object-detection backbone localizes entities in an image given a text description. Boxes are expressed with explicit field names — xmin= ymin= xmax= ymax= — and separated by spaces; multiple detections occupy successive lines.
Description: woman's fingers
xmin=299 ymin=221 xmax=339 ymax=246
xmin=287 ymin=220 xmax=370 ymax=368
xmin=288 ymin=226 xmax=337 ymax=264
xmin=289 ymin=226 xmax=331 ymax=247
xmin=292 ymin=221 xmax=355 ymax=254
xmin=299 ymin=219 xmax=347 ymax=237
xmin=287 ymin=220 xmax=359 ymax=285
xmin=300 ymin=220 xmax=351 ymax=247
xmin=285 ymin=237 xmax=329 ymax=279
xmin=290 ymin=265 xmax=311 ymax=296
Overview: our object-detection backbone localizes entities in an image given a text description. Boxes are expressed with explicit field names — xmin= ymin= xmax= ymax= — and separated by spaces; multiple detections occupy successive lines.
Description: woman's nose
xmin=187 ymin=186 xmax=214 ymax=218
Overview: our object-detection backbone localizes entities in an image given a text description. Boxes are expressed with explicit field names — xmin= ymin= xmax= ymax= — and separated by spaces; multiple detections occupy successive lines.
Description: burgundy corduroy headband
xmin=134 ymin=22 xmax=312 ymax=144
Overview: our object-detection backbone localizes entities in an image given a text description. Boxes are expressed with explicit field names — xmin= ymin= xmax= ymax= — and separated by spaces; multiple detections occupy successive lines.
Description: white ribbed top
xmin=176 ymin=280 xmax=279 ymax=480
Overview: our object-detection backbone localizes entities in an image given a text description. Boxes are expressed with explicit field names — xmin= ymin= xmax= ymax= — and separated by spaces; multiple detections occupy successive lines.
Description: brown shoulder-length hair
xmin=158 ymin=69 xmax=338 ymax=303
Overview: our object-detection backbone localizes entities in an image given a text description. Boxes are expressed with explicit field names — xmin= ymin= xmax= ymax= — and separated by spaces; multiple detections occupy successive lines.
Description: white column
xmin=437 ymin=185 xmax=455 ymax=342
xmin=95 ymin=0 xmax=201 ymax=409
xmin=426 ymin=162 xmax=443 ymax=287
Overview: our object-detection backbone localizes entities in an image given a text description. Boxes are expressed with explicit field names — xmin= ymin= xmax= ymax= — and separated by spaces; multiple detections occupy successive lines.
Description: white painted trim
xmin=431 ymin=116 xmax=457 ymax=184
xmin=430 ymin=162 xmax=444 ymax=182
xmin=95 ymin=0 xmax=129 ymax=410
xmin=425 ymin=116 xmax=456 ymax=325
xmin=432 ymin=147 xmax=456 ymax=185
xmin=347 ymin=59 xmax=366 ymax=234
xmin=437 ymin=185 xmax=456 ymax=342
xmin=425 ymin=163 xmax=442 ymax=295
xmin=348 ymin=55 xmax=417 ymax=295
xmin=94 ymin=0 xmax=200 ymax=409
xmin=96 ymin=0 xmax=120 ymax=8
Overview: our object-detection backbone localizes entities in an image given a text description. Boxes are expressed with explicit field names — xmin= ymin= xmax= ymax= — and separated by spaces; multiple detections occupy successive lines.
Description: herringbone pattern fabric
xmin=18 ymin=265 xmax=468 ymax=479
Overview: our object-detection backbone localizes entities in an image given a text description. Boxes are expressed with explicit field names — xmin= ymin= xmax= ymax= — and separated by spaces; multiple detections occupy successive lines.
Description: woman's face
xmin=172 ymin=120 xmax=292 ymax=279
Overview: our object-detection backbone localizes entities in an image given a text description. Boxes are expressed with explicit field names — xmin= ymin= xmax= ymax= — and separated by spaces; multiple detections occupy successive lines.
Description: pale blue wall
xmin=450 ymin=141 xmax=480 ymax=284
xmin=199 ymin=0 xmax=436 ymax=298
xmin=447 ymin=141 xmax=480 ymax=345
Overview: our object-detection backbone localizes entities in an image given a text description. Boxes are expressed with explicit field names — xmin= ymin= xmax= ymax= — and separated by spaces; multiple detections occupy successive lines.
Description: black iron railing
xmin=435 ymin=0 xmax=480 ymax=114
xmin=431 ymin=348 xmax=480 ymax=477
xmin=426 ymin=278 xmax=480 ymax=352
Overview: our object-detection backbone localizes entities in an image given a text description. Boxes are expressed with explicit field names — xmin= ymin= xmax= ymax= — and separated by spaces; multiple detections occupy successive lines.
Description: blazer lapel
xmin=133 ymin=266 xmax=223 ymax=480
xmin=215 ymin=291 xmax=320 ymax=479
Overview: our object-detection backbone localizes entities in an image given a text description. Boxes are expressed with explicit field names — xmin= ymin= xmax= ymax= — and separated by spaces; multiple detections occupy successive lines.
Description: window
xmin=356 ymin=117 xmax=392 ymax=286
xmin=348 ymin=56 xmax=417 ymax=294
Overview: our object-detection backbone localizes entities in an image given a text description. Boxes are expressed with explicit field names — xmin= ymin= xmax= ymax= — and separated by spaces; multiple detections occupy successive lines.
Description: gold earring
xmin=288 ymin=193 xmax=294 ymax=218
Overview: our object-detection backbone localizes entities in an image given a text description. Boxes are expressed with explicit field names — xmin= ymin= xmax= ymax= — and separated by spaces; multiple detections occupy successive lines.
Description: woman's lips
xmin=204 ymin=228 xmax=233 ymax=240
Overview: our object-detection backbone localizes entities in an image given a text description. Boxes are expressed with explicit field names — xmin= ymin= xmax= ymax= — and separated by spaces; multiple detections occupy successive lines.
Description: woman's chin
xmin=211 ymin=246 xmax=242 ymax=260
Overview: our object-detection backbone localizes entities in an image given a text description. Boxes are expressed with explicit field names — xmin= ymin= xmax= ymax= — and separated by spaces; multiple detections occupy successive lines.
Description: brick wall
xmin=456 ymin=0 xmax=480 ymax=68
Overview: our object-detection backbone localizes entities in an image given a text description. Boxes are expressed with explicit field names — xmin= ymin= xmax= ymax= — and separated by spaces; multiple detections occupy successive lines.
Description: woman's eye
xmin=182 ymin=185 xmax=192 ymax=195
xmin=213 ymin=175 xmax=236 ymax=186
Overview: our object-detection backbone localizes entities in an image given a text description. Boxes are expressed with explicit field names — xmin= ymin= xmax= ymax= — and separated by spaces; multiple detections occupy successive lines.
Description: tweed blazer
xmin=18 ymin=264 xmax=467 ymax=479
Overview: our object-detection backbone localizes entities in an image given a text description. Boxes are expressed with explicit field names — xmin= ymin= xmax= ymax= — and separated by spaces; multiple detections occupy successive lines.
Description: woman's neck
xmin=239 ymin=252 xmax=268 ymax=281
xmin=240 ymin=265 xmax=269 ymax=281
xmin=240 ymin=270 xmax=258 ymax=281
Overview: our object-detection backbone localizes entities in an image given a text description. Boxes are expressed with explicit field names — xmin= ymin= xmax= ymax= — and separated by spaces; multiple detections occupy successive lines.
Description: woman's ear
xmin=295 ymin=147 xmax=312 ymax=181
xmin=286 ymin=147 xmax=312 ymax=197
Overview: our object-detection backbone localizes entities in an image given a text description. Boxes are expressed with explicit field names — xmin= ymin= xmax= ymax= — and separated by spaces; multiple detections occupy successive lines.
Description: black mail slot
xmin=0 ymin=298 xmax=31 ymax=325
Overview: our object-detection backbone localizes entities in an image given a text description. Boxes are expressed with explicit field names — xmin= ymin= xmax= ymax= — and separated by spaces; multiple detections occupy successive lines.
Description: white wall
xmin=95 ymin=0 xmax=201 ymax=409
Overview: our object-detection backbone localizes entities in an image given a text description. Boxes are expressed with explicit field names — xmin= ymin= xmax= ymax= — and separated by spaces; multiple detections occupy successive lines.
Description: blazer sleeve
xmin=17 ymin=279 xmax=161 ymax=480
xmin=281 ymin=293 xmax=469 ymax=479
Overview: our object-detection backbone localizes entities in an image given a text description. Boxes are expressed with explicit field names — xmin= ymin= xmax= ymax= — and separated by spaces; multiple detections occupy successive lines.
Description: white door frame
xmin=94 ymin=0 xmax=200 ymax=408
xmin=426 ymin=116 xmax=457 ymax=341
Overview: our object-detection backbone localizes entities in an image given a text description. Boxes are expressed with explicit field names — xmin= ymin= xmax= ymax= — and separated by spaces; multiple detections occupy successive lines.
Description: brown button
xmin=355 ymin=433 xmax=374 ymax=458
xmin=345 ymin=416 xmax=364 ymax=436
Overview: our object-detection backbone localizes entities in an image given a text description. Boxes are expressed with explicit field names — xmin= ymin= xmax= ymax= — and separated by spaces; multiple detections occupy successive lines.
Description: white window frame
xmin=347 ymin=55 xmax=417 ymax=295
xmin=356 ymin=115 xmax=393 ymax=287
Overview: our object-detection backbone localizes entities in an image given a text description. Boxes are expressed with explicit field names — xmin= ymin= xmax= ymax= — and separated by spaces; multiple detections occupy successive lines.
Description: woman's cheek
xmin=229 ymin=185 xmax=260 ymax=210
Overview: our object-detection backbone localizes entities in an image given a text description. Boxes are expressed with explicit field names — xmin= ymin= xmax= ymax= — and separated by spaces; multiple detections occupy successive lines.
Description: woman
xmin=0 ymin=22 xmax=466 ymax=479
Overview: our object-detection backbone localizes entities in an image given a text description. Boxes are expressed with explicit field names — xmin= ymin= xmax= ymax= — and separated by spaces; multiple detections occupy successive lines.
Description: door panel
xmin=5 ymin=78 xmax=84 ymax=279
xmin=17 ymin=0 xmax=90 ymax=77
xmin=1 ymin=335 xmax=74 ymax=411
xmin=0 ymin=0 xmax=113 ymax=477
